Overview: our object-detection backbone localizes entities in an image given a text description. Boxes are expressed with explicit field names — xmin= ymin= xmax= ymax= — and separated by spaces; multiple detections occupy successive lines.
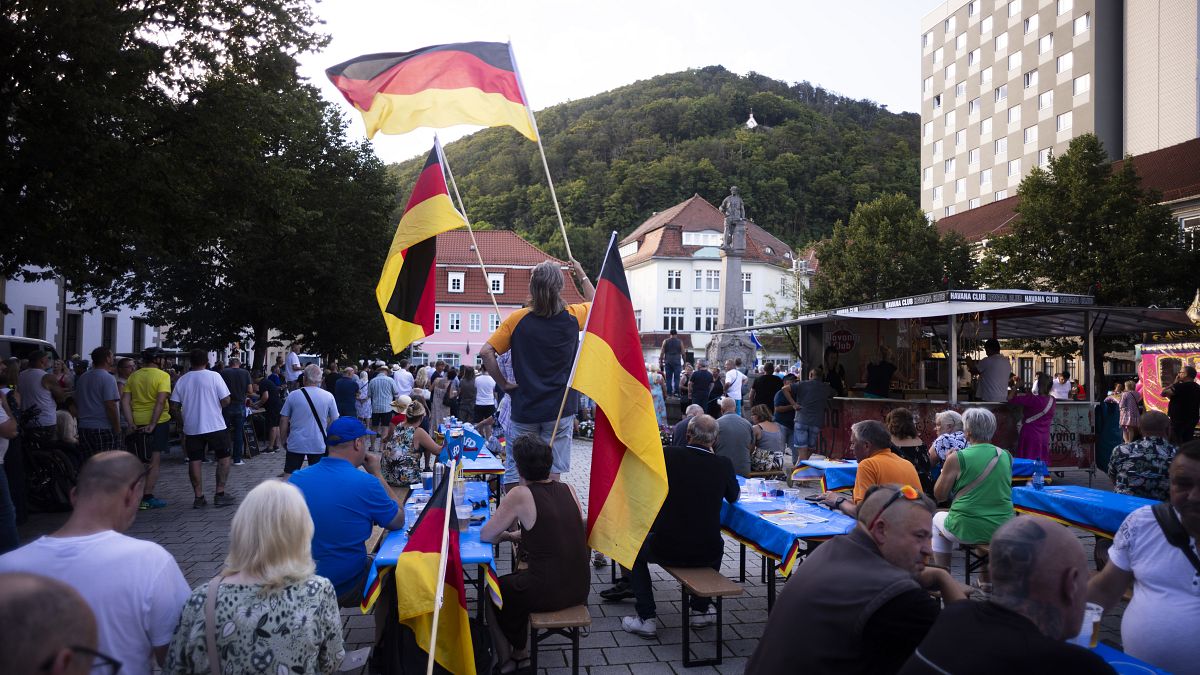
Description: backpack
xmin=1152 ymin=502 xmax=1200 ymax=574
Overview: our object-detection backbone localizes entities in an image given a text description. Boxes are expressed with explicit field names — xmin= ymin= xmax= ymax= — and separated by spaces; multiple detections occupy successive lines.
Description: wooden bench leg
xmin=529 ymin=624 xmax=539 ymax=674
xmin=680 ymin=589 xmax=724 ymax=668
xmin=571 ymin=626 xmax=580 ymax=675
xmin=680 ymin=584 xmax=692 ymax=666
xmin=739 ymin=543 xmax=746 ymax=583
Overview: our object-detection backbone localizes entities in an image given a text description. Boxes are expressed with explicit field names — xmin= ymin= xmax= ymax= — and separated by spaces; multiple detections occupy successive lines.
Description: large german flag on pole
xmin=377 ymin=141 xmax=466 ymax=354
xmin=394 ymin=472 xmax=476 ymax=675
xmin=326 ymin=42 xmax=537 ymax=141
xmin=571 ymin=234 xmax=668 ymax=569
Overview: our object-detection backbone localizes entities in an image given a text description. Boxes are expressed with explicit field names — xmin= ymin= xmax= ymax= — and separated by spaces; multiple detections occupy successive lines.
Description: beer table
xmin=792 ymin=456 xmax=1042 ymax=493
xmin=1011 ymin=485 xmax=1154 ymax=538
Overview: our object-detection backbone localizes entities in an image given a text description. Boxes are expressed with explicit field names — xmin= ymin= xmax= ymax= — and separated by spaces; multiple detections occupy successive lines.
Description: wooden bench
xmin=961 ymin=544 xmax=990 ymax=584
xmin=529 ymin=605 xmax=591 ymax=675
xmin=662 ymin=566 xmax=744 ymax=667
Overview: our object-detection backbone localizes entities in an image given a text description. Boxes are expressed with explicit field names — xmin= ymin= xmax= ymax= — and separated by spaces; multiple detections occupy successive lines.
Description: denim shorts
xmin=793 ymin=424 xmax=822 ymax=448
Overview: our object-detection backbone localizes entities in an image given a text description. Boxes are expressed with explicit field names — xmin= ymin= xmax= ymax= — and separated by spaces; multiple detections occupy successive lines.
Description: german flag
xmin=326 ymin=42 xmax=537 ymax=141
xmin=571 ymin=235 xmax=668 ymax=568
xmin=377 ymin=141 xmax=466 ymax=354
xmin=394 ymin=473 xmax=476 ymax=675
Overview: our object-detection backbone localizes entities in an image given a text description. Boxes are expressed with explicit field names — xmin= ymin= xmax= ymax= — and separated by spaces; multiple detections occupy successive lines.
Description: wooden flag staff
xmin=436 ymin=135 xmax=505 ymax=322
xmin=425 ymin=456 xmax=459 ymax=675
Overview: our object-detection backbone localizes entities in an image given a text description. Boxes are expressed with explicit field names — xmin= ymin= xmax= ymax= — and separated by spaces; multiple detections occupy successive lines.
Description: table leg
xmin=739 ymin=543 xmax=746 ymax=583
xmin=767 ymin=558 xmax=776 ymax=611
xmin=477 ymin=564 xmax=486 ymax=622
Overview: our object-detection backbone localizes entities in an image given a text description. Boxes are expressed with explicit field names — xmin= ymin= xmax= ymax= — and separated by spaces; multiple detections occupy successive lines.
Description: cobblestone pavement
xmin=16 ymin=439 xmax=1127 ymax=674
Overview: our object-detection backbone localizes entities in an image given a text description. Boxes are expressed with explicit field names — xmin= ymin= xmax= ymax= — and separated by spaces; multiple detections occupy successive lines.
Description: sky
xmin=296 ymin=0 xmax=939 ymax=164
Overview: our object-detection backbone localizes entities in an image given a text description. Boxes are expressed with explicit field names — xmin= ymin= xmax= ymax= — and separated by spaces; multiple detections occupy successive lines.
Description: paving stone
xmin=588 ymin=666 xmax=633 ymax=674
xmin=577 ymin=648 xmax=608 ymax=667
xmin=602 ymin=645 xmax=657 ymax=664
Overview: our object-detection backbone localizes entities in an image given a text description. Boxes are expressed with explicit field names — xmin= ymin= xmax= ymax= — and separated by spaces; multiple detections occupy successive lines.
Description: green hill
xmin=388 ymin=65 xmax=919 ymax=271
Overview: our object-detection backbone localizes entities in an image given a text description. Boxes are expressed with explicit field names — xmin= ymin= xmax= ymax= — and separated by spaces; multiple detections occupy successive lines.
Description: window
xmin=102 ymin=315 xmax=117 ymax=350
xmin=487 ymin=273 xmax=505 ymax=294
xmin=468 ymin=313 xmax=481 ymax=332
xmin=945 ymin=205 xmax=957 ymax=216
xmin=933 ymin=185 xmax=944 ymax=202
xmin=666 ymin=269 xmax=681 ymax=290
xmin=922 ymin=31 xmax=932 ymax=48
xmin=945 ymin=157 xmax=957 ymax=173
xmin=662 ymin=307 xmax=685 ymax=331
xmin=1008 ymin=0 xmax=1022 ymax=17
xmin=436 ymin=352 xmax=461 ymax=369
xmin=933 ymin=94 xmax=943 ymax=109
xmin=995 ymin=189 xmax=1009 ymax=200
xmin=950 ymin=129 xmax=962 ymax=147
xmin=64 ymin=312 xmax=82 ymax=358
xmin=955 ymin=81 xmax=967 ymax=98
xmin=955 ymin=178 xmax=966 ymax=195
xmin=923 ymin=76 xmax=933 ymax=94
xmin=980 ymin=116 xmax=992 ymax=135
xmin=923 ymin=121 xmax=933 ymax=139
xmin=1041 ymin=358 xmax=1055 ymax=377
xmin=968 ymin=147 xmax=980 ymax=165
xmin=1008 ymin=104 xmax=1021 ymax=124
xmin=744 ymin=309 xmax=756 ymax=327
xmin=131 ymin=318 xmax=146 ymax=354
xmin=933 ymin=139 xmax=944 ymax=156
xmin=694 ymin=307 xmax=718 ymax=332
xmin=981 ymin=66 xmax=993 ymax=84
xmin=1024 ymin=125 xmax=1038 ymax=144
xmin=969 ymin=97 xmax=981 ymax=115
xmin=980 ymin=167 xmax=993 ymax=185
xmin=994 ymin=84 xmax=1008 ymax=102
xmin=682 ymin=231 xmax=722 ymax=246
xmin=968 ymin=48 xmax=981 ymax=66
xmin=1065 ymin=359 xmax=1077 ymax=381
xmin=1057 ymin=51 xmax=1073 ymax=73
xmin=945 ymin=63 xmax=957 ymax=80
xmin=434 ymin=313 xmax=441 ymax=332
xmin=923 ymin=166 xmax=933 ymax=184
xmin=447 ymin=271 xmax=465 ymax=293
xmin=994 ymin=33 xmax=1007 ymax=53
xmin=1038 ymin=90 xmax=1053 ymax=109
xmin=956 ymin=32 xmax=967 ymax=51
xmin=633 ymin=309 xmax=642 ymax=331
xmin=1023 ymin=69 xmax=1038 ymax=88
xmin=995 ymin=137 xmax=1008 ymax=153
xmin=969 ymin=197 xmax=981 ymax=209
xmin=1020 ymin=357 xmax=1033 ymax=384
xmin=1008 ymin=51 xmax=1022 ymax=71
xmin=933 ymin=46 xmax=944 ymax=64
xmin=945 ymin=16 xmax=956 ymax=33
xmin=1073 ymin=73 xmax=1090 ymax=95
xmin=448 ymin=312 xmax=461 ymax=332
xmin=968 ymin=1 xmax=978 ymax=16
xmin=1182 ymin=216 xmax=1200 ymax=252
xmin=489 ymin=313 xmax=501 ymax=332
xmin=742 ymin=272 xmax=752 ymax=293
xmin=1039 ymin=33 xmax=1053 ymax=54
xmin=1073 ymin=13 xmax=1090 ymax=35
xmin=410 ymin=350 xmax=429 ymax=367
xmin=1057 ymin=0 xmax=1073 ymax=14
xmin=1008 ymin=158 xmax=1021 ymax=176
xmin=1024 ymin=14 xmax=1038 ymax=34
xmin=945 ymin=110 xmax=956 ymax=127
xmin=705 ymin=269 xmax=720 ymax=291
xmin=694 ymin=269 xmax=704 ymax=291
xmin=1056 ymin=111 xmax=1073 ymax=131
xmin=981 ymin=15 xmax=993 ymax=33
xmin=1038 ymin=147 xmax=1052 ymax=167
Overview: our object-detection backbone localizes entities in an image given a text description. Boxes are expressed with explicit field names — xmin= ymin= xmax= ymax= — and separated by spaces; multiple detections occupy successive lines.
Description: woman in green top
xmin=930 ymin=407 xmax=1014 ymax=571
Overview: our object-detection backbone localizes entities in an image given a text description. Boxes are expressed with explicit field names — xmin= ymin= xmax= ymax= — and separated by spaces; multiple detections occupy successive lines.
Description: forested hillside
xmin=388 ymin=65 xmax=919 ymax=272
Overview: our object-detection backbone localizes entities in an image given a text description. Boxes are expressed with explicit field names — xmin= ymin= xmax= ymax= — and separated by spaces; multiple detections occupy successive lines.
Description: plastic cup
xmin=783 ymin=489 xmax=801 ymax=510
xmin=421 ymin=472 xmax=433 ymax=491
xmin=456 ymin=504 xmax=472 ymax=531
xmin=1069 ymin=602 xmax=1103 ymax=648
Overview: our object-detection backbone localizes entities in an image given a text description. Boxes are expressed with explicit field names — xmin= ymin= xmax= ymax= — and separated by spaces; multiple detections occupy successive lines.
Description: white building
xmin=1 ymin=270 xmax=161 ymax=358
xmin=618 ymin=195 xmax=802 ymax=366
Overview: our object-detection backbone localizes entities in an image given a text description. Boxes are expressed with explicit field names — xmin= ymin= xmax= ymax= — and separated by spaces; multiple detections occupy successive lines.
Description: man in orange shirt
xmin=820 ymin=420 xmax=921 ymax=517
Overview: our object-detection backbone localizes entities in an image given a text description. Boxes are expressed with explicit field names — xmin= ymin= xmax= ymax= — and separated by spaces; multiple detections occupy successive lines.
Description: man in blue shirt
xmin=289 ymin=417 xmax=406 ymax=608
xmin=333 ymin=366 xmax=360 ymax=418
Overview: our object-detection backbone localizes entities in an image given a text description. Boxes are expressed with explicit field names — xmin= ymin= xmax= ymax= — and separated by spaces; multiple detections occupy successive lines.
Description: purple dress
xmin=1011 ymin=393 xmax=1056 ymax=462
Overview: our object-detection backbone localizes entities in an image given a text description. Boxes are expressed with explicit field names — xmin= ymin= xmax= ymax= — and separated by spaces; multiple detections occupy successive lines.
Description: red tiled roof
xmin=938 ymin=137 xmax=1200 ymax=242
xmin=434 ymin=230 xmax=584 ymax=305
xmin=639 ymin=332 xmax=694 ymax=351
xmin=436 ymin=229 xmax=570 ymax=266
xmin=620 ymin=194 xmax=793 ymax=268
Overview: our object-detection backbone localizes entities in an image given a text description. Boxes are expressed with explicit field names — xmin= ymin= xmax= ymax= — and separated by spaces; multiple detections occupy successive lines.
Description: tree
xmin=804 ymin=193 xmax=973 ymax=310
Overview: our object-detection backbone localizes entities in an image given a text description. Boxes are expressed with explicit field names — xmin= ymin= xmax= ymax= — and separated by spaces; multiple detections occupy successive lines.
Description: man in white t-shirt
xmin=724 ymin=359 xmax=747 ymax=416
xmin=474 ymin=370 xmax=497 ymax=436
xmin=280 ymin=364 xmax=340 ymax=479
xmin=0 ymin=451 xmax=191 ymax=675
xmin=970 ymin=339 xmax=1012 ymax=402
xmin=1088 ymin=442 xmax=1200 ymax=674
xmin=284 ymin=343 xmax=303 ymax=391
xmin=392 ymin=359 xmax=414 ymax=398
xmin=170 ymin=349 xmax=234 ymax=508
xmin=1050 ymin=373 xmax=1072 ymax=400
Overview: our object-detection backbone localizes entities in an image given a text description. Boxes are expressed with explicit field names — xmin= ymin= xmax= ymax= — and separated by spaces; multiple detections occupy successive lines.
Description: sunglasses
xmin=866 ymin=484 xmax=921 ymax=531
xmin=40 ymin=645 xmax=121 ymax=674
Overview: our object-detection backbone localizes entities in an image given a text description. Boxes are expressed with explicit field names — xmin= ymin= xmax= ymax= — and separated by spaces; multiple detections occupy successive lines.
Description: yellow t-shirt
xmin=126 ymin=366 xmax=172 ymax=426
xmin=853 ymin=450 xmax=921 ymax=504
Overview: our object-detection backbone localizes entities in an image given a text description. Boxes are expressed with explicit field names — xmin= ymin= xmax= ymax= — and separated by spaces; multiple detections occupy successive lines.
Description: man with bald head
xmin=0 ymin=451 xmax=190 ymax=675
xmin=1088 ymin=439 xmax=1200 ymax=673
xmin=749 ymin=484 xmax=968 ymax=674
xmin=900 ymin=517 xmax=1114 ymax=673
xmin=0 ymin=572 xmax=100 ymax=674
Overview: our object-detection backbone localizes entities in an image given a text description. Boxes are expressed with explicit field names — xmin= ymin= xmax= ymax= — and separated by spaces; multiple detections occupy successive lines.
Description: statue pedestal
xmin=710 ymin=217 xmax=753 ymax=369
xmin=706 ymin=332 xmax=757 ymax=372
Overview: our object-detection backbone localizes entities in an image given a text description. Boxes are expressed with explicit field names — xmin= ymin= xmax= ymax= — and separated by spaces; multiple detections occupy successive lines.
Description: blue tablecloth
xmin=1012 ymin=485 xmax=1154 ymax=537
xmin=1093 ymin=643 xmax=1171 ymax=674
xmin=794 ymin=457 xmax=1039 ymax=492
xmin=721 ymin=477 xmax=856 ymax=575
xmin=462 ymin=449 xmax=504 ymax=475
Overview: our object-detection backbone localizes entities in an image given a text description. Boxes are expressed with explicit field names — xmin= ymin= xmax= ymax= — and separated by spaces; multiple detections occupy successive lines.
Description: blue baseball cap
xmin=326 ymin=417 xmax=377 ymax=446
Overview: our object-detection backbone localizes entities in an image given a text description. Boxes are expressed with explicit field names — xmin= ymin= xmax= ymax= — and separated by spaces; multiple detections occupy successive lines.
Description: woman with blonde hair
xmin=1119 ymin=379 xmax=1141 ymax=443
xmin=164 ymin=481 xmax=344 ymax=674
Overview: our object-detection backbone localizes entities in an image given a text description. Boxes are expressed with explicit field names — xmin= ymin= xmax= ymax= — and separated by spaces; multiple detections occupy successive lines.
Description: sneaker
xmin=140 ymin=497 xmax=167 ymax=510
xmin=192 ymin=496 xmax=207 ymax=509
xmin=233 ymin=460 xmax=246 ymax=466
xmin=600 ymin=580 xmax=634 ymax=602
xmin=689 ymin=606 xmax=717 ymax=628
xmin=621 ymin=615 xmax=657 ymax=639
xmin=213 ymin=492 xmax=238 ymax=507
xmin=592 ymin=551 xmax=609 ymax=568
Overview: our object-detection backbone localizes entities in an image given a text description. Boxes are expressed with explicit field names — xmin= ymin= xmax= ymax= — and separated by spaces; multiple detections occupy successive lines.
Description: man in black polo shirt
xmin=660 ymin=329 xmax=683 ymax=398
xmin=481 ymin=259 xmax=594 ymax=480
xmin=689 ymin=359 xmax=714 ymax=411
xmin=1164 ymin=365 xmax=1200 ymax=443
xmin=749 ymin=362 xmax=782 ymax=412
xmin=600 ymin=414 xmax=739 ymax=639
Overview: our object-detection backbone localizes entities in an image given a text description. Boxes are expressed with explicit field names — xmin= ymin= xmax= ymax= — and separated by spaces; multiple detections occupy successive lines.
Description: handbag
xmin=204 ymin=574 xmax=227 ymax=675
xmin=950 ymin=446 xmax=1003 ymax=503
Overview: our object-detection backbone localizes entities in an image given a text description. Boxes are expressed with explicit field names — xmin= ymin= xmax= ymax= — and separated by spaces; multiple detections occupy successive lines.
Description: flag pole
xmin=508 ymin=41 xmax=574 ymax=262
xmin=551 ymin=231 xmax=617 ymax=432
xmin=426 ymin=456 xmax=458 ymax=675
xmin=436 ymin=135 xmax=506 ymax=321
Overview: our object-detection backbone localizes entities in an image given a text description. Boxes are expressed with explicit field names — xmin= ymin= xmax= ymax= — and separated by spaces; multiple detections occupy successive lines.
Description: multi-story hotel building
xmin=919 ymin=0 xmax=1199 ymax=219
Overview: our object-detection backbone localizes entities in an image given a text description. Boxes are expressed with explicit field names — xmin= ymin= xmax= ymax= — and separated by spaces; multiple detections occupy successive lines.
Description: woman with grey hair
xmin=928 ymin=409 xmax=967 ymax=474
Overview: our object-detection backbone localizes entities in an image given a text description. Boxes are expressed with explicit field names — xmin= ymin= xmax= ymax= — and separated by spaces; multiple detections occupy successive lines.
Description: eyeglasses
xmin=39 ymin=645 xmax=122 ymax=674
xmin=866 ymin=484 xmax=921 ymax=531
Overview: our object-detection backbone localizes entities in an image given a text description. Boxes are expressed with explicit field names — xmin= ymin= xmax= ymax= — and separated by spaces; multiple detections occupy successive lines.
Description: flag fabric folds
xmin=394 ymin=472 xmax=476 ymax=675
xmin=571 ymin=235 xmax=669 ymax=569
xmin=326 ymin=42 xmax=538 ymax=141
xmin=377 ymin=142 xmax=467 ymax=354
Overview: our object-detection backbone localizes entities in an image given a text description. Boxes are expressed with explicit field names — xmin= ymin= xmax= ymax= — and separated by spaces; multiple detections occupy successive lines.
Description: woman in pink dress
xmin=1119 ymin=378 xmax=1141 ymax=443
xmin=1009 ymin=372 xmax=1056 ymax=463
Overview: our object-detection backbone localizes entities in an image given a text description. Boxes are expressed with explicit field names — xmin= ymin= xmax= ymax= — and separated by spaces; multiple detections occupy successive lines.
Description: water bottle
xmin=1032 ymin=460 xmax=1045 ymax=491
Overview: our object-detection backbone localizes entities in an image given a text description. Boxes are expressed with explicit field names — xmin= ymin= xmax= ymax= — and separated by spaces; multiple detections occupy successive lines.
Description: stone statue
xmin=719 ymin=186 xmax=745 ymax=250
